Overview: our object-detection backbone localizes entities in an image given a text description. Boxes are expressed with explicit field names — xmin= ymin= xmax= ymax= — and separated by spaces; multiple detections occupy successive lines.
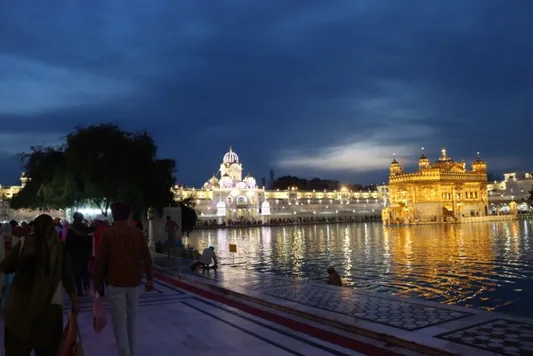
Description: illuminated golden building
xmin=382 ymin=148 xmax=490 ymax=224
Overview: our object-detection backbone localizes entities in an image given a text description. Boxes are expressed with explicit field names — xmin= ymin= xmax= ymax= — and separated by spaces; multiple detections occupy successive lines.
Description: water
xmin=183 ymin=219 xmax=533 ymax=317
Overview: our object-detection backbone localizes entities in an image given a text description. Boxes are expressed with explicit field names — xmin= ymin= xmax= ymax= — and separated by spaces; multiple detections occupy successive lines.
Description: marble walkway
xmin=0 ymin=277 xmax=401 ymax=356
xmin=154 ymin=257 xmax=533 ymax=356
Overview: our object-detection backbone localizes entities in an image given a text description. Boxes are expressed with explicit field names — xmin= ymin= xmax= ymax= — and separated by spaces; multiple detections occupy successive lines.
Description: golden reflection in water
xmin=391 ymin=223 xmax=498 ymax=308
xmin=261 ymin=227 xmax=272 ymax=265
xmin=191 ymin=220 xmax=533 ymax=315
xmin=343 ymin=227 xmax=352 ymax=279
xmin=524 ymin=220 xmax=530 ymax=251
xmin=382 ymin=228 xmax=391 ymax=274
xmin=292 ymin=228 xmax=304 ymax=275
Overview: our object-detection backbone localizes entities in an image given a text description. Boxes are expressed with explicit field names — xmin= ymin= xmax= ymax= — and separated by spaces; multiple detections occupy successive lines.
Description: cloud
xmin=0 ymin=54 xmax=135 ymax=116
xmin=0 ymin=132 xmax=65 ymax=156
xmin=277 ymin=122 xmax=433 ymax=172
xmin=0 ymin=0 xmax=532 ymax=185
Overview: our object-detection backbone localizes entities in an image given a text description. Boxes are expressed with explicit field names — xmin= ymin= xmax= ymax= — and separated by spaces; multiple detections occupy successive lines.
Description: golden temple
xmin=382 ymin=148 xmax=495 ymax=225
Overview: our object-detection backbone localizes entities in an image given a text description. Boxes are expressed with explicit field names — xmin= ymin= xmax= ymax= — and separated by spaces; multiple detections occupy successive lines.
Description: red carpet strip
xmin=155 ymin=273 xmax=403 ymax=356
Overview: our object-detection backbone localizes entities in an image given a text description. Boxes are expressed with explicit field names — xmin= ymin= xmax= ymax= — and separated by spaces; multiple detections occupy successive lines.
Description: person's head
xmin=9 ymin=220 xmax=18 ymax=227
xmin=34 ymin=214 xmax=55 ymax=240
xmin=111 ymin=202 xmax=131 ymax=222
xmin=166 ymin=215 xmax=171 ymax=221
xmin=327 ymin=267 xmax=336 ymax=275
xmin=73 ymin=212 xmax=83 ymax=223
xmin=53 ymin=218 xmax=61 ymax=225
xmin=209 ymin=246 xmax=215 ymax=251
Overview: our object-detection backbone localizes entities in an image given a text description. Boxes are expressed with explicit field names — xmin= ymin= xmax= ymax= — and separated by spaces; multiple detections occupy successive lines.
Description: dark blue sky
xmin=1 ymin=1 xmax=532 ymax=187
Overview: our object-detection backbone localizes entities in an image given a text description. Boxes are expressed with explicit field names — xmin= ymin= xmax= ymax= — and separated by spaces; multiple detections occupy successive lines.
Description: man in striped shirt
xmin=93 ymin=202 xmax=153 ymax=356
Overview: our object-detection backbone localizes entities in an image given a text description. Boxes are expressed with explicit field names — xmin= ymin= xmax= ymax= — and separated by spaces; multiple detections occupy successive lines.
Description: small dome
xmin=473 ymin=152 xmax=485 ymax=164
xmin=223 ymin=146 xmax=239 ymax=164
xmin=209 ymin=174 xmax=219 ymax=184
xmin=244 ymin=172 xmax=255 ymax=181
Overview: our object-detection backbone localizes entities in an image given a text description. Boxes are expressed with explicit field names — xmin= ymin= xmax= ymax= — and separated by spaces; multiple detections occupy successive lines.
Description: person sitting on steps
xmin=191 ymin=246 xmax=217 ymax=270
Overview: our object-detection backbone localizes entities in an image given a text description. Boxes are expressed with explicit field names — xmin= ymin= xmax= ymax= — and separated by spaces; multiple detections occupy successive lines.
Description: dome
xmin=419 ymin=147 xmax=427 ymax=160
xmin=209 ymin=174 xmax=219 ymax=184
xmin=220 ymin=173 xmax=233 ymax=188
xmin=223 ymin=146 xmax=239 ymax=164
xmin=437 ymin=148 xmax=452 ymax=162
xmin=473 ymin=152 xmax=485 ymax=164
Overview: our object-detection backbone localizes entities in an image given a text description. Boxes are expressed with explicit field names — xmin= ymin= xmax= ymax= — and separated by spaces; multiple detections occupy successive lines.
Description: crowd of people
xmin=195 ymin=214 xmax=381 ymax=229
xmin=0 ymin=202 xmax=153 ymax=355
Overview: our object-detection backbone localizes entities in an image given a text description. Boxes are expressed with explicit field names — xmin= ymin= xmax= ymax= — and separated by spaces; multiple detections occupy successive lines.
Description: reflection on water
xmin=184 ymin=220 xmax=533 ymax=317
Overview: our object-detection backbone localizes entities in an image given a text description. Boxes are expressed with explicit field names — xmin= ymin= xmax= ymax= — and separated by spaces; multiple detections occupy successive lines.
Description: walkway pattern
xmin=159 ymin=263 xmax=533 ymax=356
xmin=1 ymin=278 xmax=366 ymax=356
xmin=264 ymin=285 xmax=470 ymax=331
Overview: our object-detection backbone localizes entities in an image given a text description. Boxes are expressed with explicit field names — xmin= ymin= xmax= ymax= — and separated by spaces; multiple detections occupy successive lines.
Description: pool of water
xmin=183 ymin=219 xmax=533 ymax=318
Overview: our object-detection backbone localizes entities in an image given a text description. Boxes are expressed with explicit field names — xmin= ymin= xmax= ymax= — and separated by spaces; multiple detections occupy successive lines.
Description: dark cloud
xmin=1 ymin=0 xmax=532 ymax=186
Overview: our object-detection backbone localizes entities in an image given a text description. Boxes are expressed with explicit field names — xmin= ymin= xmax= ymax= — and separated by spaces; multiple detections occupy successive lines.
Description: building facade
xmin=173 ymin=147 xmax=383 ymax=224
xmin=487 ymin=172 xmax=533 ymax=213
xmin=0 ymin=173 xmax=65 ymax=222
xmin=382 ymin=148 xmax=489 ymax=224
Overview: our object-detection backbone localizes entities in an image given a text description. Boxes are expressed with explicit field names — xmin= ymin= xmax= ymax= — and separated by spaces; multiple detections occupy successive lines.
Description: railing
xmin=460 ymin=215 xmax=517 ymax=223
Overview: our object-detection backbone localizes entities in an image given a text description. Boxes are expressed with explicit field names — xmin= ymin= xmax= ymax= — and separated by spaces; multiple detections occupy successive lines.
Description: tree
xmin=10 ymin=146 xmax=75 ymax=210
xmin=10 ymin=124 xmax=176 ymax=217
xmin=171 ymin=198 xmax=198 ymax=237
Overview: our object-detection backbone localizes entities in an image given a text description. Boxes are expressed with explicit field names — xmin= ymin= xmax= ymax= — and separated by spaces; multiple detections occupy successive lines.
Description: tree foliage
xmin=10 ymin=124 xmax=177 ymax=217
xmin=170 ymin=198 xmax=198 ymax=237
xmin=271 ymin=175 xmax=372 ymax=191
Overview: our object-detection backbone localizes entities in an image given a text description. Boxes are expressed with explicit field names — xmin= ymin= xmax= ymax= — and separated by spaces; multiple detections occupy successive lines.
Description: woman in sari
xmin=0 ymin=214 xmax=80 ymax=356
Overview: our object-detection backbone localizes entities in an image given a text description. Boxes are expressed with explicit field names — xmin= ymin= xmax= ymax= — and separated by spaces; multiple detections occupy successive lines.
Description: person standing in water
xmin=327 ymin=267 xmax=343 ymax=286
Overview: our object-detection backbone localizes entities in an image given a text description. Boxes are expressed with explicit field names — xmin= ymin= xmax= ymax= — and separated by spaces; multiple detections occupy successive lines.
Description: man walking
xmin=93 ymin=203 xmax=153 ymax=356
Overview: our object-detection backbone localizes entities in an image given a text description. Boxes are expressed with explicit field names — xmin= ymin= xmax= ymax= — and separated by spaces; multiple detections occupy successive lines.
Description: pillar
xmin=147 ymin=207 xmax=155 ymax=255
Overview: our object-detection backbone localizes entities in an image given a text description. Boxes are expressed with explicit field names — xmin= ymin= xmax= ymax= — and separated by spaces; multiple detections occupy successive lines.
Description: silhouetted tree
xmin=170 ymin=198 xmax=198 ymax=237
xmin=11 ymin=124 xmax=176 ymax=217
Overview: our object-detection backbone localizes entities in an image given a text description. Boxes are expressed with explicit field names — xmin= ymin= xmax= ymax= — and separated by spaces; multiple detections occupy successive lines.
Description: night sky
xmin=1 ymin=1 xmax=532 ymax=187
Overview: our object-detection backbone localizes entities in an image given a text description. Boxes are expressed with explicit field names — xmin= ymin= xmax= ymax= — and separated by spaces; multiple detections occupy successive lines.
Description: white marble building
xmin=487 ymin=171 xmax=533 ymax=212
xmin=173 ymin=147 xmax=383 ymax=224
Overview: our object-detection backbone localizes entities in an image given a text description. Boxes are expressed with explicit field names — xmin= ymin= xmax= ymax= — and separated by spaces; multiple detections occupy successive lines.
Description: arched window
xmin=236 ymin=196 xmax=247 ymax=204
xmin=227 ymin=196 xmax=233 ymax=204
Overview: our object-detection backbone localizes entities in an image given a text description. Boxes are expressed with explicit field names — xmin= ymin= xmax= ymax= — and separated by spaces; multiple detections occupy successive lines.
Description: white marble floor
xmin=1 ymin=281 xmax=366 ymax=356
xmin=166 ymin=266 xmax=533 ymax=355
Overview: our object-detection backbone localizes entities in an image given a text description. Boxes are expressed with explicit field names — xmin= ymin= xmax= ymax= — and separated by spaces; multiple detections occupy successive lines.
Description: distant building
xmin=487 ymin=171 xmax=533 ymax=212
xmin=173 ymin=147 xmax=382 ymax=223
xmin=0 ymin=173 xmax=64 ymax=222
xmin=382 ymin=148 xmax=489 ymax=224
